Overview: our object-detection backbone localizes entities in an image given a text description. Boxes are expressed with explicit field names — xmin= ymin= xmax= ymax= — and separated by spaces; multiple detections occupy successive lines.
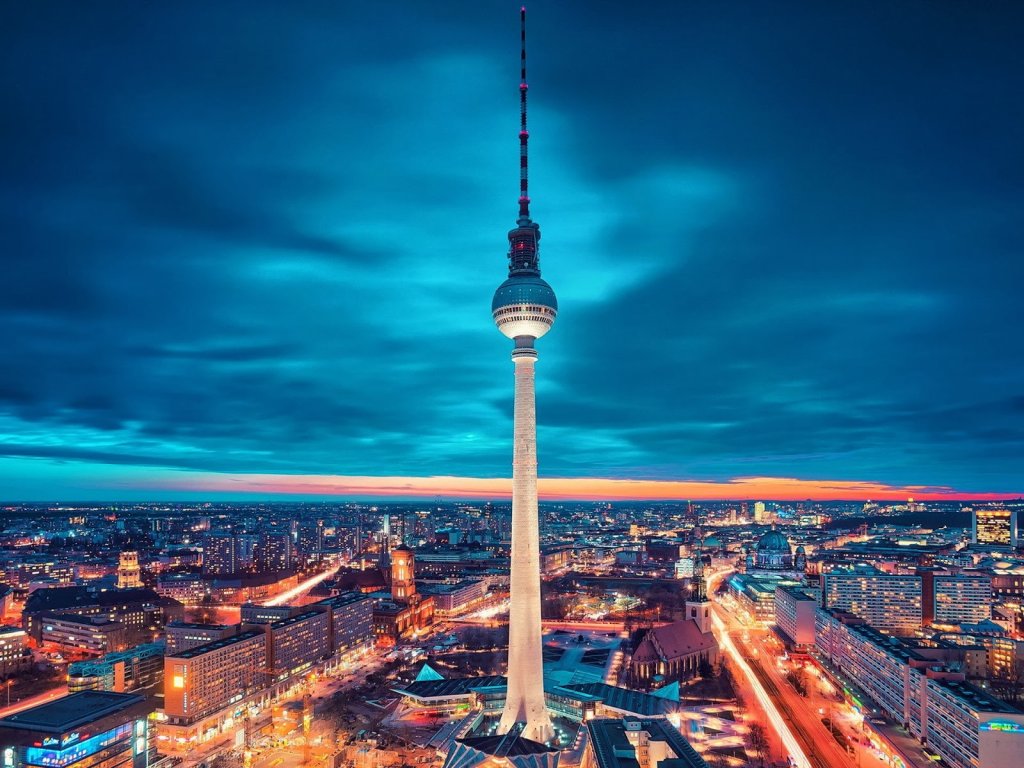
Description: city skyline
xmin=3 ymin=2 xmax=1023 ymax=501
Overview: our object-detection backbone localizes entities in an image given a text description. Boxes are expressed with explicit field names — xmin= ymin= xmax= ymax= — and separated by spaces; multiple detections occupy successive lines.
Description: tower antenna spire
xmin=518 ymin=6 xmax=530 ymax=223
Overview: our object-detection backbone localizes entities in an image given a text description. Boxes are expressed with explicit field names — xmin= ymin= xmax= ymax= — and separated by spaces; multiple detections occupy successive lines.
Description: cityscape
xmin=1 ymin=5 xmax=1023 ymax=768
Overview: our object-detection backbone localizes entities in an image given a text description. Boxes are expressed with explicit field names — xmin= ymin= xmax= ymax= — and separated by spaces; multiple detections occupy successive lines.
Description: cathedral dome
xmin=756 ymin=530 xmax=791 ymax=552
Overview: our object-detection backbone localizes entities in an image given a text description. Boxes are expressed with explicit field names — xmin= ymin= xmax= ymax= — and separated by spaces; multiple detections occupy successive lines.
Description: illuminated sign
xmin=981 ymin=720 xmax=1024 ymax=733
xmin=25 ymin=724 xmax=131 ymax=767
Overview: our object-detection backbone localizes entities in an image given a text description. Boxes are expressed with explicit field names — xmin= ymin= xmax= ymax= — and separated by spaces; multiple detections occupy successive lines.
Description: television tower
xmin=494 ymin=7 xmax=556 ymax=744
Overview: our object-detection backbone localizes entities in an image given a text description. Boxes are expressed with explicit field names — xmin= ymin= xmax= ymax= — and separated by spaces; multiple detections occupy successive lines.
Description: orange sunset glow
xmin=145 ymin=473 xmax=1021 ymax=501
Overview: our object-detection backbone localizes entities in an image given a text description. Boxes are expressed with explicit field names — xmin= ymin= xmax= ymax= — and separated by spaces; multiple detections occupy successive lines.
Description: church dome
xmin=756 ymin=530 xmax=791 ymax=552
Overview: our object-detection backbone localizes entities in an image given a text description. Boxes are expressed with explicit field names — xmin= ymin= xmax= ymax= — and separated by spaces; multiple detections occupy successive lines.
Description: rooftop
xmin=167 ymin=629 xmax=264 ymax=659
xmin=586 ymin=717 xmax=707 ymax=768
xmin=0 ymin=691 xmax=145 ymax=734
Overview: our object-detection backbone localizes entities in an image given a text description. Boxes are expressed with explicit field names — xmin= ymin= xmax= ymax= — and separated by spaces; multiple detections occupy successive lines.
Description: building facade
xmin=815 ymin=608 xmax=1024 ymax=768
xmin=973 ymin=508 xmax=1018 ymax=549
xmin=67 ymin=642 xmax=165 ymax=693
xmin=821 ymin=566 xmax=922 ymax=630
xmin=774 ymin=586 xmax=816 ymax=648
xmin=165 ymin=621 xmax=237 ymax=653
xmin=163 ymin=630 xmax=268 ymax=725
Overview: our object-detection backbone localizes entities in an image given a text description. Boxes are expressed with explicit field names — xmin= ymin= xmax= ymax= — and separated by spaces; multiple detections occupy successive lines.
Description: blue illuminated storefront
xmin=0 ymin=691 xmax=153 ymax=768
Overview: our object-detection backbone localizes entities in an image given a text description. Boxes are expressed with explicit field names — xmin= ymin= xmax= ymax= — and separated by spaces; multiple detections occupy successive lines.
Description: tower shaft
xmin=498 ymin=345 xmax=552 ymax=743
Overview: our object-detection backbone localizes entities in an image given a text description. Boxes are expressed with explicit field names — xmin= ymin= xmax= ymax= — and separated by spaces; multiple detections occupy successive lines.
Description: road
xmin=266 ymin=565 xmax=341 ymax=606
xmin=708 ymin=568 xmax=926 ymax=768
xmin=0 ymin=684 xmax=67 ymax=719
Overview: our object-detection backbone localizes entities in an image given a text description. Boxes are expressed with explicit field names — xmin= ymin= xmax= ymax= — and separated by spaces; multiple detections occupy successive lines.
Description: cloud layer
xmin=1 ymin=2 xmax=1022 ymax=499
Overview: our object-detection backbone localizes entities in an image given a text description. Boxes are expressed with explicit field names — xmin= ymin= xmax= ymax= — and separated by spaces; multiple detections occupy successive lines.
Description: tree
xmin=745 ymin=723 xmax=769 ymax=767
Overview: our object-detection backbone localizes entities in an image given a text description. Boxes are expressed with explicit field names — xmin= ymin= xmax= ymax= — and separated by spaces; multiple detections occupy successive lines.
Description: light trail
xmin=266 ymin=566 xmax=339 ymax=606
xmin=712 ymin=608 xmax=812 ymax=768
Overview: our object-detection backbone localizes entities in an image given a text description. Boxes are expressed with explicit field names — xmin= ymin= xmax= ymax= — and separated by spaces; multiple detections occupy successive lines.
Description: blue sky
xmin=1 ymin=1 xmax=1022 ymax=500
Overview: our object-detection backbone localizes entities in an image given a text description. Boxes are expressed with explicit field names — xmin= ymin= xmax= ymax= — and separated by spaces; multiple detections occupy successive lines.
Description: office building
xmin=425 ymin=579 xmax=488 ymax=616
xmin=973 ymin=508 xmax=1018 ymax=549
xmin=165 ymin=621 xmax=237 ymax=653
xmin=39 ymin=613 xmax=128 ymax=656
xmin=240 ymin=603 xmax=299 ymax=624
xmin=774 ymin=586 xmax=816 ymax=648
xmin=67 ymin=641 xmax=165 ymax=692
xmin=753 ymin=501 xmax=766 ymax=523
xmin=23 ymin=586 xmax=183 ymax=645
xmin=821 ymin=565 xmax=922 ymax=630
xmin=0 ymin=691 xmax=153 ymax=768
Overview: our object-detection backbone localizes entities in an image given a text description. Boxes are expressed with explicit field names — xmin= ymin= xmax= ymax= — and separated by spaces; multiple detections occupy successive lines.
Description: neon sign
xmin=981 ymin=720 xmax=1024 ymax=733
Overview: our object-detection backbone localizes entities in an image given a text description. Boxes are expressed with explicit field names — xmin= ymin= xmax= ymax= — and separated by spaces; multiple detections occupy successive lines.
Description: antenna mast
xmin=518 ymin=6 xmax=530 ymax=223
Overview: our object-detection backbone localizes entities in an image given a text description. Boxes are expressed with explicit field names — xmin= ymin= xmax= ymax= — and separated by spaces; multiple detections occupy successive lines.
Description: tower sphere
xmin=492 ymin=274 xmax=557 ymax=340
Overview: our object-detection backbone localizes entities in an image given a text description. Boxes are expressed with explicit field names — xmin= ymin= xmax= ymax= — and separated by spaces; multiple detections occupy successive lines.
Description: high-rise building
xmin=821 ymin=565 xmax=922 ymax=630
xmin=933 ymin=574 xmax=992 ymax=626
xmin=774 ymin=585 xmax=817 ymax=648
xmin=117 ymin=551 xmax=142 ymax=589
xmin=491 ymin=8 xmax=557 ymax=744
xmin=972 ymin=508 xmax=1018 ymax=549
xmin=753 ymin=501 xmax=767 ymax=523
xmin=257 ymin=531 xmax=293 ymax=573
xmin=164 ymin=630 xmax=268 ymax=725
xmin=202 ymin=533 xmax=238 ymax=576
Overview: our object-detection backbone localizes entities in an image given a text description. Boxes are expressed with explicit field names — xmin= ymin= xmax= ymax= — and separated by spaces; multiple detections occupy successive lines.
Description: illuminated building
xmin=973 ymin=508 xmax=1018 ymax=550
xmin=0 ymin=691 xmax=153 ymax=768
xmin=773 ymin=585 xmax=816 ymax=649
xmin=312 ymin=591 xmax=374 ymax=655
xmin=932 ymin=573 xmax=992 ymax=626
xmin=164 ymin=621 xmax=237 ymax=653
xmin=202 ymin=533 xmax=239 ymax=576
xmin=372 ymin=548 xmax=435 ymax=642
xmin=491 ymin=7 xmax=557 ymax=745
xmin=266 ymin=610 xmax=331 ymax=681
xmin=821 ymin=564 xmax=922 ymax=630
xmin=745 ymin=529 xmax=794 ymax=570
xmin=117 ymin=551 xmax=142 ymax=590
xmin=39 ymin=614 xmax=127 ymax=656
xmin=753 ymin=501 xmax=766 ymax=523
xmin=23 ymin=586 xmax=183 ymax=646
xmin=163 ymin=630 xmax=267 ymax=728
xmin=240 ymin=603 xmax=297 ymax=624
xmin=583 ymin=717 xmax=708 ymax=768
xmin=67 ymin=642 xmax=165 ymax=693
xmin=816 ymin=608 xmax=1024 ymax=768
xmin=627 ymin=621 xmax=718 ymax=685
xmin=391 ymin=546 xmax=416 ymax=602
xmin=0 ymin=626 xmax=30 ymax=677
xmin=256 ymin=531 xmax=293 ymax=573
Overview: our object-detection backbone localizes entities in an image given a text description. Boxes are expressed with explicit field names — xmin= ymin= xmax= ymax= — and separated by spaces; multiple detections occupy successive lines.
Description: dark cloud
xmin=0 ymin=1 xmax=1021 ymax=497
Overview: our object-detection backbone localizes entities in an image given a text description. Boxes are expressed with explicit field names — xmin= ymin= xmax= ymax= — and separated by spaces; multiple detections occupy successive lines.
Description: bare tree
xmin=745 ymin=723 xmax=769 ymax=767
